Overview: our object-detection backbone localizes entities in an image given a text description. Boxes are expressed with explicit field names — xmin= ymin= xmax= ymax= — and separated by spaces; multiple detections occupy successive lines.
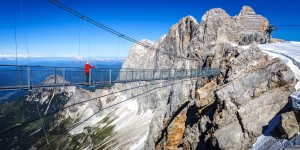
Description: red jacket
xmin=85 ymin=64 xmax=95 ymax=73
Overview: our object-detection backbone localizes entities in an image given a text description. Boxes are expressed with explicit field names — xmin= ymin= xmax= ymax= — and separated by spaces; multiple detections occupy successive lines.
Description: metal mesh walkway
xmin=0 ymin=65 xmax=220 ymax=90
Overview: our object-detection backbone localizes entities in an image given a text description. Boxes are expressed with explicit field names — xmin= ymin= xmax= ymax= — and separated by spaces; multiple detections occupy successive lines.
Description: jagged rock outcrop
xmin=198 ymin=6 xmax=269 ymax=45
xmin=122 ymin=39 xmax=156 ymax=69
xmin=198 ymin=8 xmax=237 ymax=44
xmin=212 ymin=46 xmax=295 ymax=149
xmin=123 ymin=5 xmax=269 ymax=72
xmin=163 ymin=109 xmax=187 ymax=149
xmin=279 ymin=111 xmax=300 ymax=139
xmin=130 ymin=6 xmax=294 ymax=150
xmin=196 ymin=79 xmax=217 ymax=113
xmin=236 ymin=6 xmax=269 ymax=45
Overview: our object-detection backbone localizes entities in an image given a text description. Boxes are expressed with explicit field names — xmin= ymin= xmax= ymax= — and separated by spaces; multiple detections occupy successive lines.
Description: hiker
xmin=85 ymin=62 xmax=95 ymax=83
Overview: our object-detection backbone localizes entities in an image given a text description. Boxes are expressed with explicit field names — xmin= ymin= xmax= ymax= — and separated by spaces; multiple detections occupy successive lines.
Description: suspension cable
xmin=19 ymin=0 xmax=30 ymax=65
xmin=14 ymin=0 xmax=18 ymax=66
xmin=84 ymin=21 xmax=91 ymax=59
xmin=35 ymin=101 xmax=50 ymax=145
xmin=40 ymin=78 xmax=192 ymax=149
xmin=0 ymin=76 xmax=195 ymax=137
xmin=47 ymin=0 xmax=200 ymax=62
xmin=78 ymin=17 xmax=83 ymax=62
xmin=277 ymin=25 xmax=300 ymax=28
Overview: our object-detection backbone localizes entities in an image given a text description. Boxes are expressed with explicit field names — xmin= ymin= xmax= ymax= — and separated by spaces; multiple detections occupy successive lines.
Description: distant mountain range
xmin=0 ymin=57 xmax=125 ymax=67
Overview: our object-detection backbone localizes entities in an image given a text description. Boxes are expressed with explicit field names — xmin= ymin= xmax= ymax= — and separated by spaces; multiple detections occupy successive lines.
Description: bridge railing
xmin=0 ymin=65 xmax=220 ymax=90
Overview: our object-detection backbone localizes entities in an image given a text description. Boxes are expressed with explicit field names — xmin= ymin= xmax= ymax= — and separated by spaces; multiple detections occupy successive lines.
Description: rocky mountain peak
xmin=122 ymin=39 xmax=155 ymax=69
xmin=239 ymin=6 xmax=256 ymax=16
xmin=201 ymin=8 xmax=230 ymax=22
xmin=42 ymin=74 xmax=69 ymax=84
xmin=123 ymin=5 xmax=271 ymax=71
xmin=179 ymin=15 xmax=198 ymax=25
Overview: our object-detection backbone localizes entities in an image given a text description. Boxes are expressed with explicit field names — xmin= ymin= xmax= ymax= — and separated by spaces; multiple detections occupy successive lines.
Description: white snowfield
xmin=258 ymin=42 xmax=300 ymax=90
xmin=251 ymin=41 xmax=300 ymax=150
xmin=68 ymin=92 xmax=153 ymax=149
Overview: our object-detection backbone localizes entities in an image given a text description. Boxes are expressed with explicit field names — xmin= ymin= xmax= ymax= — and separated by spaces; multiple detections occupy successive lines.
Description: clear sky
xmin=1 ymin=0 xmax=300 ymax=57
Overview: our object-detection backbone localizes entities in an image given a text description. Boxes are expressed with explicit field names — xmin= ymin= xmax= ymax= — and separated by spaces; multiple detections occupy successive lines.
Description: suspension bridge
xmin=0 ymin=65 xmax=220 ymax=90
xmin=0 ymin=0 xmax=219 ymax=91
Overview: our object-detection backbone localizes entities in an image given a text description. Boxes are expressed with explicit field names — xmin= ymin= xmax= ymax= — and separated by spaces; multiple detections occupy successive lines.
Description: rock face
xmin=163 ymin=109 xmax=187 ymax=149
xmin=196 ymin=79 xmax=217 ymax=113
xmin=26 ymin=5 xmax=296 ymax=150
xmin=213 ymin=46 xmax=295 ymax=149
xmin=122 ymin=39 xmax=156 ymax=69
xmin=197 ymin=6 xmax=269 ymax=46
xmin=121 ymin=5 xmax=295 ymax=150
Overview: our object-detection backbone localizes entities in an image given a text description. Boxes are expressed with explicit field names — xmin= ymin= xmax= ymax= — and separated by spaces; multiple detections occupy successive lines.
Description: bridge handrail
xmin=0 ymin=65 xmax=220 ymax=90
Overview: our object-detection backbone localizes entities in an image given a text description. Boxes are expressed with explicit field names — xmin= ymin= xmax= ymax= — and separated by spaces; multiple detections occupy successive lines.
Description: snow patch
xmin=258 ymin=42 xmax=300 ymax=90
xmin=69 ymin=100 xmax=101 ymax=135
xmin=230 ymin=43 xmax=238 ymax=47
xmin=106 ymin=94 xmax=153 ymax=149
xmin=258 ymin=42 xmax=300 ymax=63
xmin=68 ymin=90 xmax=154 ymax=150
xmin=130 ymin=130 xmax=149 ymax=150
xmin=251 ymin=133 xmax=300 ymax=150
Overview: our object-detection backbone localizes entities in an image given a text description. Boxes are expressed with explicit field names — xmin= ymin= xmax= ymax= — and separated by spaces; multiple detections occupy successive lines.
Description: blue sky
xmin=0 ymin=0 xmax=300 ymax=57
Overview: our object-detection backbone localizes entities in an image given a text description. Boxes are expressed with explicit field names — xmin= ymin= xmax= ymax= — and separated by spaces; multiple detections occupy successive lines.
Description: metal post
xmin=80 ymin=68 xmax=82 ymax=83
xmin=132 ymin=69 xmax=133 ymax=81
xmin=101 ymin=70 xmax=103 ymax=82
xmin=150 ymin=70 xmax=152 ymax=81
xmin=143 ymin=69 xmax=145 ymax=81
xmin=109 ymin=68 xmax=112 ymax=86
xmin=89 ymin=68 xmax=92 ymax=86
xmin=138 ymin=69 xmax=141 ymax=82
xmin=20 ymin=66 xmax=23 ymax=87
xmin=62 ymin=68 xmax=65 ymax=87
xmin=54 ymin=67 xmax=57 ymax=84
xmin=126 ymin=69 xmax=128 ymax=82
xmin=196 ymin=69 xmax=198 ymax=78
xmin=152 ymin=69 xmax=155 ymax=80
xmin=27 ymin=66 xmax=31 ymax=90
xmin=186 ymin=70 xmax=188 ymax=78
xmin=199 ymin=70 xmax=200 ymax=78
xmin=168 ymin=69 xmax=170 ymax=80
xmin=175 ymin=69 xmax=176 ymax=80
xmin=180 ymin=70 xmax=182 ymax=79
xmin=160 ymin=69 xmax=162 ymax=80
xmin=117 ymin=69 xmax=119 ymax=82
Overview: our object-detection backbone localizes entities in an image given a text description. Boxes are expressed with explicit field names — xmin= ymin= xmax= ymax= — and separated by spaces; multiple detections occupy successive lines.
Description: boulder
xmin=163 ymin=109 xmax=187 ymax=149
xmin=196 ymin=79 xmax=217 ymax=113
xmin=279 ymin=111 xmax=300 ymax=139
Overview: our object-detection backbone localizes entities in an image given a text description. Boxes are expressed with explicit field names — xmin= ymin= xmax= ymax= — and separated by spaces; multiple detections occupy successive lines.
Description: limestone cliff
xmin=120 ymin=5 xmax=296 ymax=150
xmin=26 ymin=5 xmax=297 ymax=150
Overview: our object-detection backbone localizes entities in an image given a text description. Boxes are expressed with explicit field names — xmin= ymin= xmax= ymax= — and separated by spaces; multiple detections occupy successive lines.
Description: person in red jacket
xmin=85 ymin=62 xmax=95 ymax=83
